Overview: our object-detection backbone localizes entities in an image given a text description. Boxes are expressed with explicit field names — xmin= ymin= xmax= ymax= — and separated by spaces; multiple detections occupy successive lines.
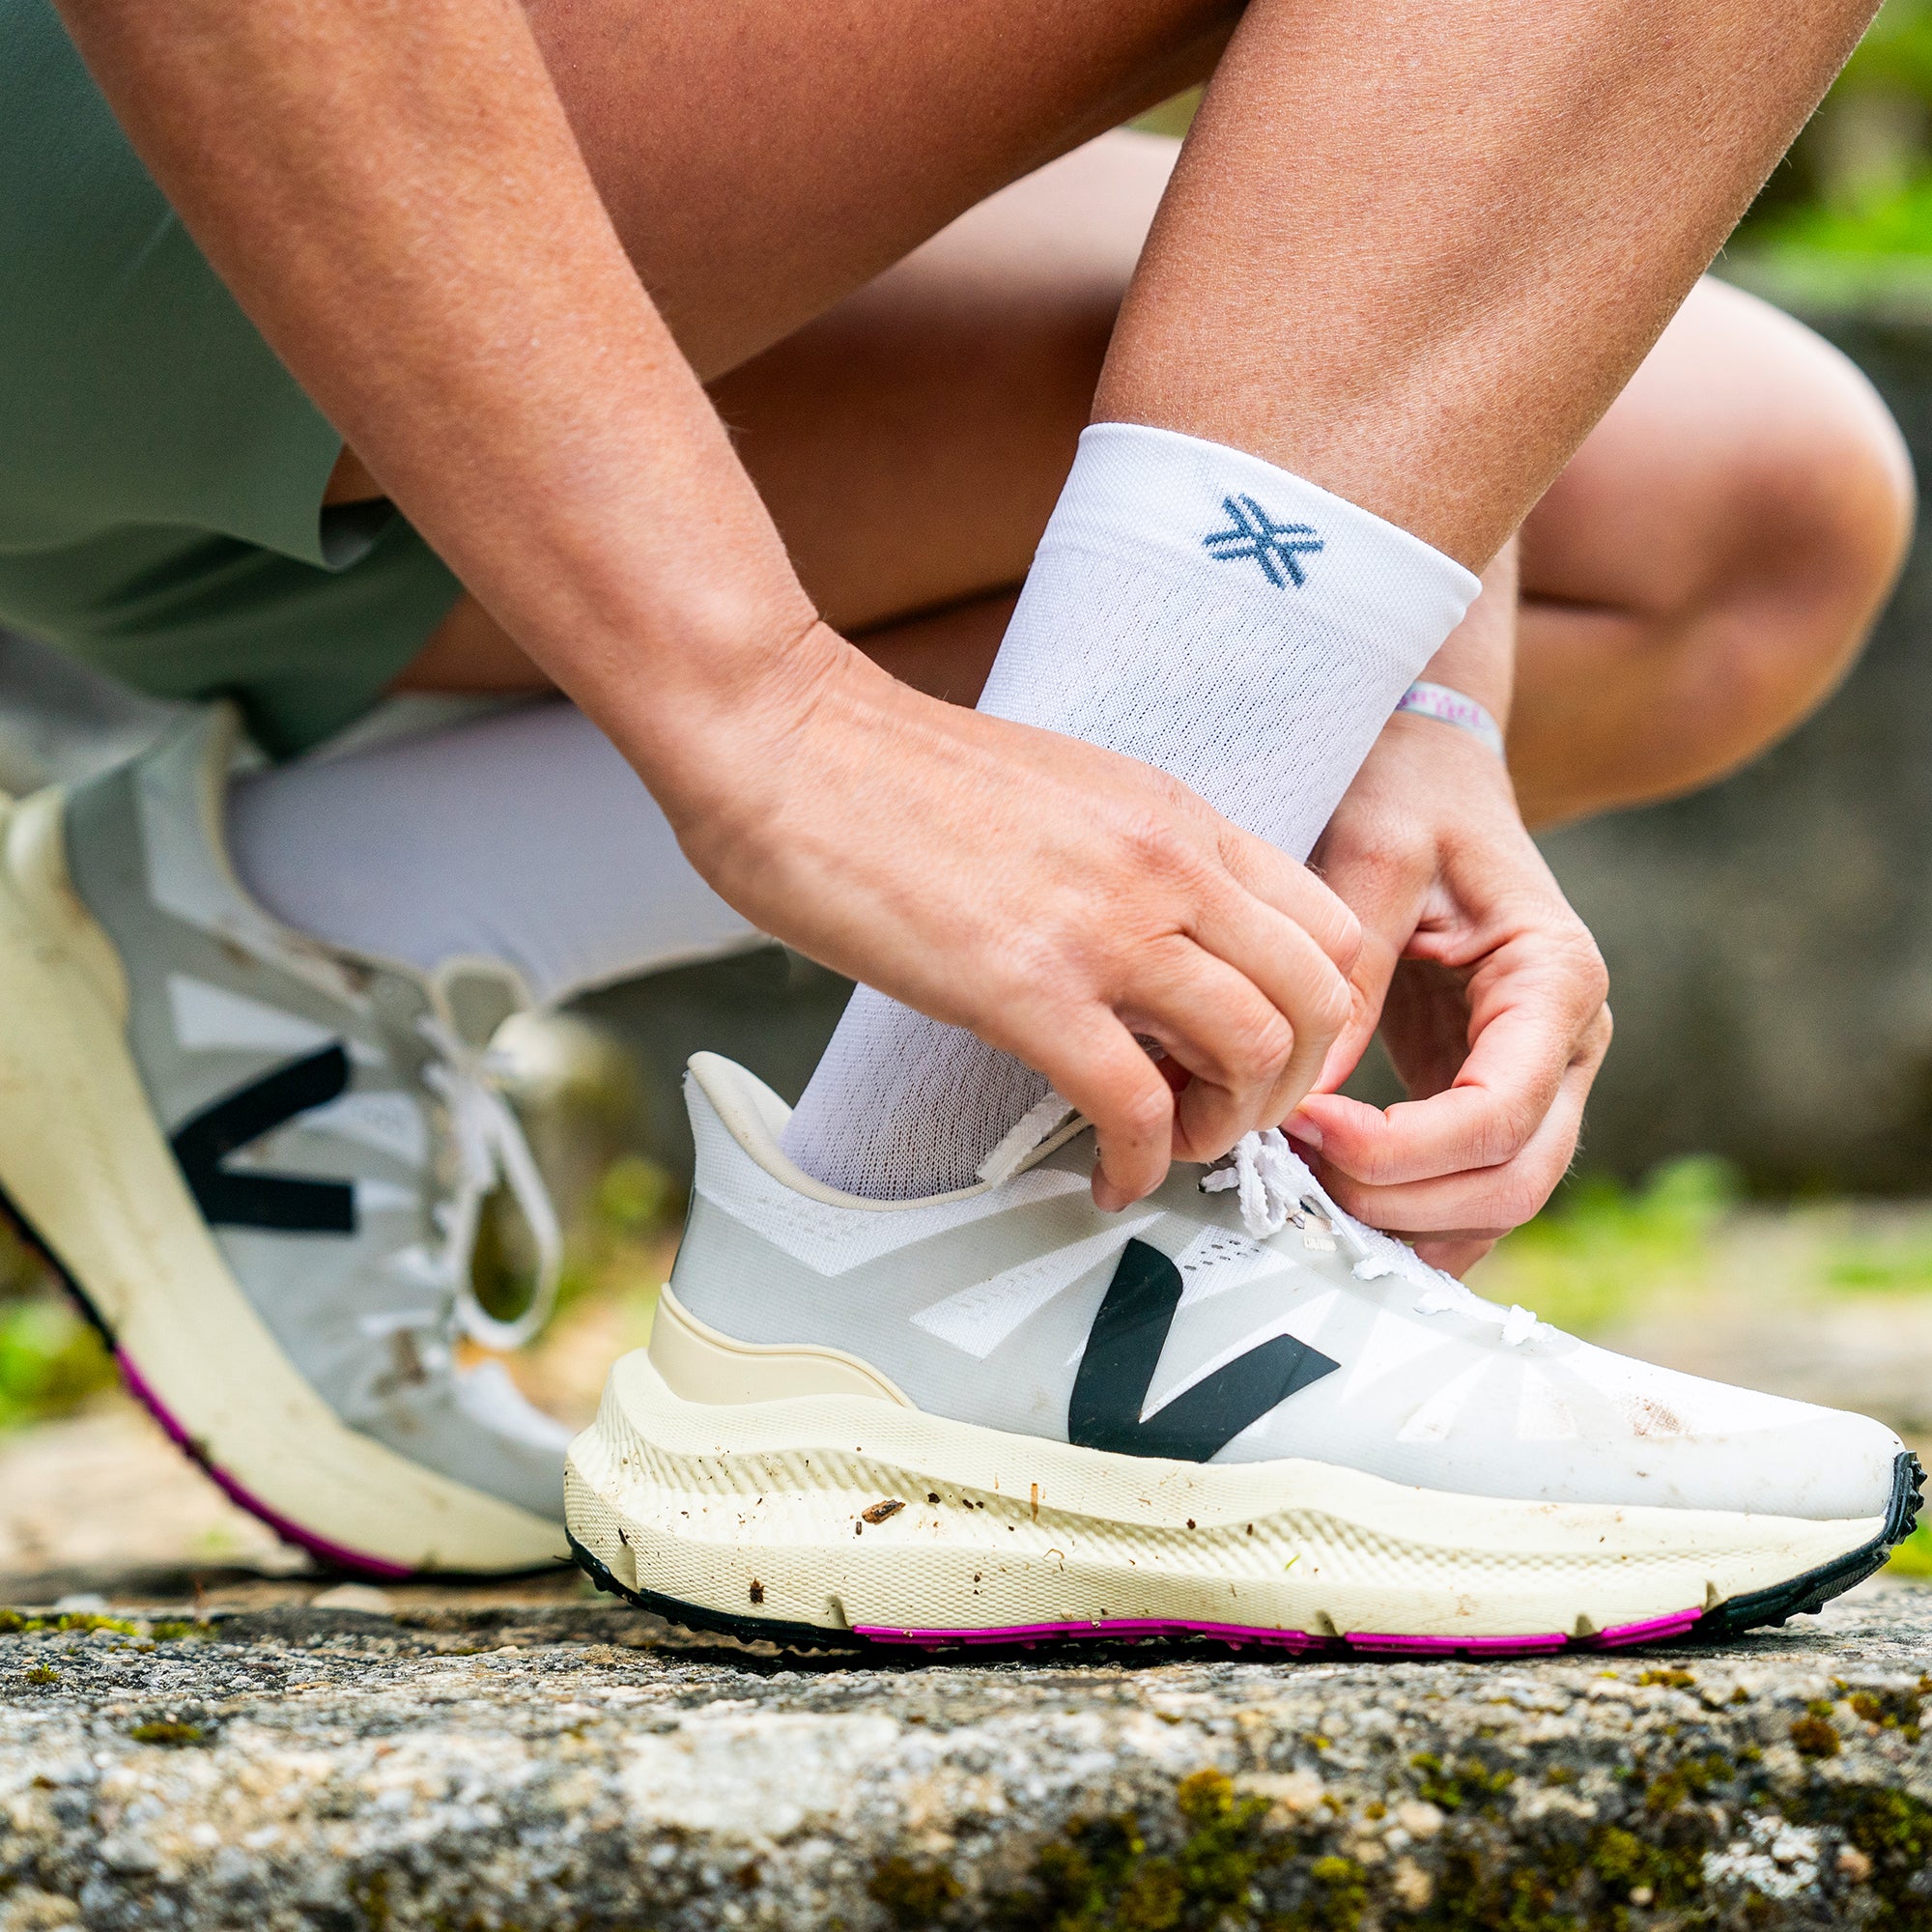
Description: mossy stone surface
xmin=3 ymin=1582 xmax=1932 ymax=1929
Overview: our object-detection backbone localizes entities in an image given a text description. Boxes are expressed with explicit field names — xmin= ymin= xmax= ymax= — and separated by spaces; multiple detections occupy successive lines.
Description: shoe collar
xmin=152 ymin=702 xmax=540 ymax=1021
xmin=686 ymin=1050 xmax=1090 ymax=1214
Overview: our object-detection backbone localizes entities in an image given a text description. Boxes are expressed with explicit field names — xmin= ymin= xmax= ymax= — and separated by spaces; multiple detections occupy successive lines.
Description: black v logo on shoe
xmin=170 ymin=1044 xmax=357 ymax=1236
xmin=1068 ymin=1238 xmax=1338 ymax=1462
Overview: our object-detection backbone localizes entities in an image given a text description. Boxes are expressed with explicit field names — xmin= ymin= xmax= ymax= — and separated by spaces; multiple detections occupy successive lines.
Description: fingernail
xmin=1287 ymin=1113 xmax=1322 ymax=1151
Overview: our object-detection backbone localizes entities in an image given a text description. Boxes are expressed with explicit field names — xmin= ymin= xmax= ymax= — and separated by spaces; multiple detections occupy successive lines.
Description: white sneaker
xmin=0 ymin=706 xmax=570 ymax=1575
xmin=566 ymin=1055 xmax=1921 ymax=1654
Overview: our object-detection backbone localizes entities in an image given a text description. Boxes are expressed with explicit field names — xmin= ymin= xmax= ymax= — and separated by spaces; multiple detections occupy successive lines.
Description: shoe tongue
xmin=975 ymin=1089 xmax=1079 ymax=1186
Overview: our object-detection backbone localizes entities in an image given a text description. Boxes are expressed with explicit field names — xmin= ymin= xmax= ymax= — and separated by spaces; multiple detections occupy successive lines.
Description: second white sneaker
xmin=566 ymin=1053 xmax=1920 ymax=1654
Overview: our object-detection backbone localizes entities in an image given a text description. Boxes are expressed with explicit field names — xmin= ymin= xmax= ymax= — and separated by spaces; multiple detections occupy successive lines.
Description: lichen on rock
xmin=2 ymin=1582 xmax=1931 ymax=1928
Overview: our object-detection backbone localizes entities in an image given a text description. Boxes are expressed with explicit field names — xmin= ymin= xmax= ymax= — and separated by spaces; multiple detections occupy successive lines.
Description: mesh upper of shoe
xmin=674 ymin=1058 xmax=1901 ymax=1522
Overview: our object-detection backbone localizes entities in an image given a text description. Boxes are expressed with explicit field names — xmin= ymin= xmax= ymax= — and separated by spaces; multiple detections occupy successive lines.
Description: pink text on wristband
xmin=1393 ymin=680 xmax=1506 ymax=758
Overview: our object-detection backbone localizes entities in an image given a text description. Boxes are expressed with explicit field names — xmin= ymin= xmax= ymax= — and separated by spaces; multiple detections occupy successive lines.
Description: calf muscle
xmin=1100 ymin=0 xmax=1881 ymax=567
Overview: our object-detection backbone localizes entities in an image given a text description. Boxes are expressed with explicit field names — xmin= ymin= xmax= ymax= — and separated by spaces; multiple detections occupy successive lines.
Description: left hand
xmin=1293 ymin=712 xmax=1612 ymax=1274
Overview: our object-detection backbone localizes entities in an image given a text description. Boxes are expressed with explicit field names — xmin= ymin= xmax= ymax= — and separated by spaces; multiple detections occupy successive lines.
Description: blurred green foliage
xmin=1822 ymin=1223 xmax=1932 ymax=1293
xmin=1889 ymin=1520 xmax=1932 ymax=1576
xmin=1131 ymin=88 xmax=1203 ymax=141
xmin=1476 ymin=1156 xmax=1738 ymax=1338
xmin=1754 ymin=174 xmax=1932 ymax=255
xmin=593 ymin=1153 xmax=676 ymax=1239
xmin=1736 ymin=0 xmax=1932 ymax=255
xmin=0 ymin=1223 xmax=113 ymax=1431
xmin=1847 ymin=0 xmax=1932 ymax=98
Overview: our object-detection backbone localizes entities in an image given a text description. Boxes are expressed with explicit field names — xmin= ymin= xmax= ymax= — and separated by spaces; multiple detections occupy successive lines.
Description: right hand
xmin=656 ymin=622 xmax=1361 ymax=1208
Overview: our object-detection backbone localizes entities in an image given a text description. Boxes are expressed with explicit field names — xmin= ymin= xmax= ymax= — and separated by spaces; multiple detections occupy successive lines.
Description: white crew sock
xmin=226 ymin=698 xmax=759 ymax=1007
xmin=781 ymin=422 xmax=1480 ymax=1199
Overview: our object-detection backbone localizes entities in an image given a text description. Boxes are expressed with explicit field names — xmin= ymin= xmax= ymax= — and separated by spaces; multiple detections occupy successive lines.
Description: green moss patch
xmin=1408 ymin=1751 xmax=1516 ymax=1812
xmin=128 ymin=1720 xmax=207 ymax=1747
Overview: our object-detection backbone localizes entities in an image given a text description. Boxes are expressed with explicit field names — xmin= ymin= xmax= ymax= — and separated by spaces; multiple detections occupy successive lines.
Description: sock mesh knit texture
xmin=781 ymin=421 xmax=1479 ymax=1200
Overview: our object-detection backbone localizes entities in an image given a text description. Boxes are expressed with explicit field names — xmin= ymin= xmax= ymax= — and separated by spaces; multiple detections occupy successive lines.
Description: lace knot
xmin=1199 ymin=1126 xmax=1306 ymax=1236
xmin=1203 ymin=1129 xmax=1544 ymax=1348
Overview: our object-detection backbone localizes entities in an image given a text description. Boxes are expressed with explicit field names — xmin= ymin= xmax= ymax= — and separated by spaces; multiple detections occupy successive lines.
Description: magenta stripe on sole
xmin=855 ymin=1617 xmax=1326 ymax=1652
xmin=1344 ymin=1630 xmax=1569 ymax=1657
xmin=117 ymin=1350 xmax=413 ymax=1580
xmin=1592 ymin=1608 xmax=1706 ymax=1647
xmin=853 ymin=1603 xmax=1706 ymax=1657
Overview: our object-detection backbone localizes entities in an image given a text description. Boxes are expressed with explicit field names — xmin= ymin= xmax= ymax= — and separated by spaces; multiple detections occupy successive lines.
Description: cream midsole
xmin=566 ymin=1348 xmax=1881 ymax=1638
xmin=0 ymin=788 xmax=562 ymax=1573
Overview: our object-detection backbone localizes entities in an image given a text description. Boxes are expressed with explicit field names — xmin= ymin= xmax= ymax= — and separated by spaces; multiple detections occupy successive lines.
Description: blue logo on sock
xmin=1203 ymin=495 xmax=1323 ymax=588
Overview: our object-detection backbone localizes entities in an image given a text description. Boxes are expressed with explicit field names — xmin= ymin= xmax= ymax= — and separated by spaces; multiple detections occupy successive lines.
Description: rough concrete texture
xmin=3 ymin=1577 xmax=1931 ymax=1932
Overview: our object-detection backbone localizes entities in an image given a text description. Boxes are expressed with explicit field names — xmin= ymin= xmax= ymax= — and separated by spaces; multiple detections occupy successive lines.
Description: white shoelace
xmin=1203 ymin=1127 xmax=1543 ymax=1348
xmin=416 ymin=1015 xmax=564 ymax=1352
xmin=1198 ymin=1125 xmax=1307 ymax=1237
xmin=973 ymin=1095 xmax=1542 ymax=1350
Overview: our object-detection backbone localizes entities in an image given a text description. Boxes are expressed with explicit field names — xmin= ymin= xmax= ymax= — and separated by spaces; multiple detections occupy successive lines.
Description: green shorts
xmin=0 ymin=0 xmax=462 ymax=757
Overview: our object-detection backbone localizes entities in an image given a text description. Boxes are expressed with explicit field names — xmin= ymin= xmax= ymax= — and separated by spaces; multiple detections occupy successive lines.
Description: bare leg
xmin=1510 ymin=280 xmax=1915 ymax=829
xmin=391 ymin=133 xmax=1179 ymax=695
xmin=1099 ymin=0 xmax=1879 ymax=568
xmin=319 ymin=0 xmax=1873 ymax=577
xmin=394 ymin=153 xmax=1910 ymax=867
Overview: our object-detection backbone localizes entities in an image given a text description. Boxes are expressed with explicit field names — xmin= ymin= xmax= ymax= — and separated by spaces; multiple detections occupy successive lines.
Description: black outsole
xmin=1697 ymin=1447 xmax=1924 ymax=1640
xmin=569 ymin=1449 xmax=1928 ymax=1662
xmin=568 ymin=1534 xmax=871 ymax=1655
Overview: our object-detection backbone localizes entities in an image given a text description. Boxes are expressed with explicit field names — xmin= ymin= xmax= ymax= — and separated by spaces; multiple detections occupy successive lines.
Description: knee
xmin=1516 ymin=292 xmax=1916 ymax=821
xmin=1694 ymin=298 xmax=1915 ymax=706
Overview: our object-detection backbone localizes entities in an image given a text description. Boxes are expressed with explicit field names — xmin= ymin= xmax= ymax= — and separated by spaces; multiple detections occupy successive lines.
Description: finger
xmin=1115 ymin=940 xmax=1308 ymax=1167
xmin=1317 ymin=1046 xmax=1599 ymax=1235
xmin=1027 ymin=1010 xmax=1175 ymax=1211
xmin=1298 ymin=957 xmax=1607 ymax=1187
xmin=1165 ymin=892 xmax=1355 ymax=1136
xmin=1215 ymin=824 xmax=1362 ymax=976
xmin=1293 ymin=840 xmax=1430 ymax=1098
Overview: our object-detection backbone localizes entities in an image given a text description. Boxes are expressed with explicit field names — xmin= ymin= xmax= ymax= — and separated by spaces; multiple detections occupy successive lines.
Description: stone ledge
xmin=2 ymin=1578 xmax=1931 ymax=1929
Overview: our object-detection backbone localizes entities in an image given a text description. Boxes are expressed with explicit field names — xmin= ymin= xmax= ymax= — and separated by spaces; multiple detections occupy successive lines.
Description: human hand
xmin=1293 ymin=712 xmax=1611 ymax=1273
xmin=660 ymin=623 xmax=1361 ymax=1209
